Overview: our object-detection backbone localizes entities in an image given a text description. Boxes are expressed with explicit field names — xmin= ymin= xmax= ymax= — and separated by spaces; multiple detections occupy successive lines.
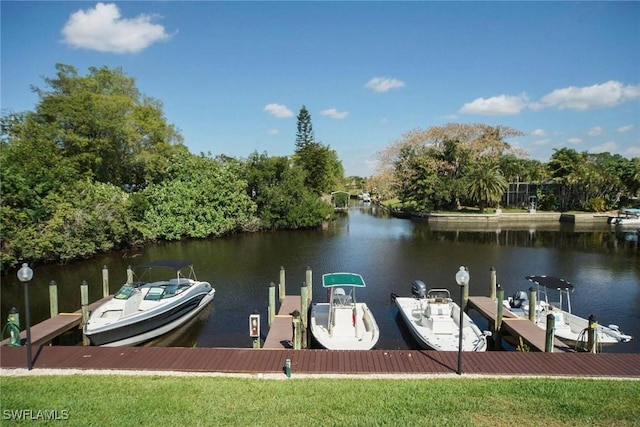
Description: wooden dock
xmin=1 ymin=297 xmax=112 ymax=347
xmin=467 ymin=296 xmax=571 ymax=352
xmin=1 ymin=346 xmax=639 ymax=378
xmin=263 ymin=296 xmax=301 ymax=349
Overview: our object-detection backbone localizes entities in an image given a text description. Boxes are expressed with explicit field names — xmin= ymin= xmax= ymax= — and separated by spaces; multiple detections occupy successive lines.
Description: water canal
xmin=1 ymin=203 xmax=638 ymax=353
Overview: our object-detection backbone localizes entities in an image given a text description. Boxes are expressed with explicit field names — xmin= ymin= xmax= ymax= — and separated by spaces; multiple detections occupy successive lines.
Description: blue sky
xmin=2 ymin=2 xmax=639 ymax=177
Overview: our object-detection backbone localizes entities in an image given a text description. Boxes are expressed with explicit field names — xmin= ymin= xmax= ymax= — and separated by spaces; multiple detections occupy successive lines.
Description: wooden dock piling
xmin=279 ymin=266 xmax=286 ymax=302
xmin=102 ymin=265 xmax=109 ymax=298
xmin=300 ymin=283 xmax=308 ymax=349
xmin=528 ymin=287 xmax=536 ymax=322
xmin=489 ymin=267 xmax=496 ymax=301
xmin=495 ymin=285 xmax=504 ymax=349
xmin=305 ymin=267 xmax=312 ymax=305
xmin=545 ymin=313 xmax=555 ymax=352
xmin=49 ymin=281 xmax=58 ymax=318
xmin=81 ymin=281 xmax=89 ymax=346
xmin=268 ymin=282 xmax=276 ymax=326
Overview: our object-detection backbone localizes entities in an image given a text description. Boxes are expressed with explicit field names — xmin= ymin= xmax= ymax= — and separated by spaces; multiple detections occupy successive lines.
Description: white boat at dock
xmin=609 ymin=208 xmax=640 ymax=226
xmin=394 ymin=281 xmax=489 ymax=352
xmin=84 ymin=260 xmax=215 ymax=346
xmin=504 ymin=275 xmax=632 ymax=348
xmin=309 ymin=272 xmax=379 ymax=350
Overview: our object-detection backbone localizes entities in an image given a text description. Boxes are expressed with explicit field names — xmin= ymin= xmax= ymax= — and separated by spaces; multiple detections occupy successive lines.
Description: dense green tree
xmin=376 ymin=123 xmax=522 ymax=212
xmin=24 ymin=63 xmax=183 ymax=188
xmin=293 ymin=106 xmax=344 ymax=194
xmin=3 ymin=179 xmax=143 ymax=266
xmin=244 ymin=151 xmax=333 ymax=229
xmin=143 ymin=151 xmax=259 ymax=240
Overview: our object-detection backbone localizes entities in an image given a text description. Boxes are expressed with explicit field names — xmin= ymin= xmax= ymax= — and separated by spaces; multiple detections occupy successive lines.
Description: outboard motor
xmin=412 ymin=280 xmax=427 ymax=299
xmin=509 ymin=290 xmax=528 ymax=308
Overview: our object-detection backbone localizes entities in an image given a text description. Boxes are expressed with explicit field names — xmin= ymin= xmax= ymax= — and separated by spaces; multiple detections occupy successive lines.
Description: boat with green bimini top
xmin=310 ymin=272 xmax=380 ymax=350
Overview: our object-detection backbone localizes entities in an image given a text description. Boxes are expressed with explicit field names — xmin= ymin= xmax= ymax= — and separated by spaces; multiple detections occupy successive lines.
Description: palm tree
xmin=466 ymin=165 xmax=508 ymax=213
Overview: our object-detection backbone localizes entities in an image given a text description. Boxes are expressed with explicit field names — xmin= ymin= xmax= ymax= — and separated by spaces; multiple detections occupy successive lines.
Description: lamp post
xmin=17 ymin=263 xmax=34 ymax=370
xmin=455 ymin=266 xmax=469 ymax=375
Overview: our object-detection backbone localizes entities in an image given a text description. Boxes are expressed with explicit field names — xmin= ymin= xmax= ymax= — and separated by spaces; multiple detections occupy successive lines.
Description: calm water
xmin=2 ymin=203 xmax=639 ymax=353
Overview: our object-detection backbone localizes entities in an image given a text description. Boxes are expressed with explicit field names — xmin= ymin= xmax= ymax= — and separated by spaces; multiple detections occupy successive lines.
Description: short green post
xmin=126 ymin=265 xmax=134 ymax=284
xmin=268 ymin=282 xmax=276 ymax=326
xmin=292 ymin=310 xmax=301 ymax=350
xmin=81 ymin=280 xmax=89 ymax=346
xmin=305 ymin=266 xmax=313 ymax=306
xmin=545 ymin=313 xmax=555 ymax=352
xmin=588 ymin=314 xmax=597 ymax=353
xmin=489 ymin=267 xmax=496 ymax=301
xmin=528 ymin=287 xmax=537 ymax=323
xmin=102 ymin=265 xmax=109 ymax=297
xmin=494 ymin=285 xmax=504 ymax=349
xmin=300 ymin=283 xmax=308 ymax=349
xmin=279 ymin=266 xmax=286 ymax=303
xmin=49 ymin=280 xmax=58 ymax=318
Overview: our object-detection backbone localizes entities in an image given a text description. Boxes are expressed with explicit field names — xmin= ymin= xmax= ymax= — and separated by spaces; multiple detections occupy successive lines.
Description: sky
xmin=2 ymin=1 xmax=639 ymax=177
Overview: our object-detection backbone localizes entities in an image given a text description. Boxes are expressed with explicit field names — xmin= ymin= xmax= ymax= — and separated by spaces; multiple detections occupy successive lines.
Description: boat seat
xmin=333 ymin=288 xmax=351 ymax=306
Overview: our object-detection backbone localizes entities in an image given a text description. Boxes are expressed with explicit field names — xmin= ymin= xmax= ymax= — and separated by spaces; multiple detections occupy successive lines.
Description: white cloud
xmin=589 ymin=141 xmax=617 ymax=153
xmin=267 ymin=129 xmax=279 ymax=135
xmin=587 ymin=126 xmax=604 ymax=136
xmin=61 ymin=2 xmax=172 ymax=53
xmin=263 ymin=103 xmax=294 ymax=118
xmin=320 ymin=108 xmax=348 ymax=120
xmin=567 ymin=137 xmax=583 ymax=145
xmin=531 ymin=129 xmax=547 ymax=137
xmin=365 ymin=77 xmax=405 ymax=93
xmin=533 ymin=81 xmax=640 ymax=111
xmin=459 ymin=94 xmax=529 ymax=116
xmin=617 ymin=124 xmax=634 ymax=133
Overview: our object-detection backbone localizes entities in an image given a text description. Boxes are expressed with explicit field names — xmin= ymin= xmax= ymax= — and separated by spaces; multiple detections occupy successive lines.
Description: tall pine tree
xmin=295 ymin=105 xmax=315 ymax=150
xmin=293 ymin=106 xmax=344 ymax=195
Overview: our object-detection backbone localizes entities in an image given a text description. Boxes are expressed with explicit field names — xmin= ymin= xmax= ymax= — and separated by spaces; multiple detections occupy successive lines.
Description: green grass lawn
xmin=1 ymin=376 xmax=638 ymax=426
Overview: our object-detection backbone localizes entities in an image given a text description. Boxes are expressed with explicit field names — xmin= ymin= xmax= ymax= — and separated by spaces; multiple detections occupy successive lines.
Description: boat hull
xmin=310 ymin=302 xmax=379 ymax=350
xmin=395 ymin=296 xmax=487 ymax=352
xmin=85 ymin=286 xmax=215 ymax=346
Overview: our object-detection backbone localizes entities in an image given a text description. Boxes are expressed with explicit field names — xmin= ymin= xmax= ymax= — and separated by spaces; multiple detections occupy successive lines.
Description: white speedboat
xmin=394 ymin=281 xmax=489 ymax=352
xmin=309 ymin=272 xmax=379 ymax=350
xmin=504 ymin=275 xmax=632 ymax=348
xmin=84 ymin=260 xmax=215 ymax=346
xmin=609 ymin=209 xmax=640 ymax=226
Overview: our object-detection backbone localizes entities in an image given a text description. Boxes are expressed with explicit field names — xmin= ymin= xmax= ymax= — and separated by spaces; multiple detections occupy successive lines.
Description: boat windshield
xmin=144 ymin=283 xmax=190 ymax=301
xmin=114 ymin=285 xmax=137 ymax=300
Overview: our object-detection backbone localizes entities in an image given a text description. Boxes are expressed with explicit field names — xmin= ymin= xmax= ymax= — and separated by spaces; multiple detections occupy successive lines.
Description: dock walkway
xmin=1 ymin=346 xmax=638 ymax=378
xmin=467 ymin=296 xmax=571 ymax=352
xmin=263 ymin=295 xmax=301 ymax=349
xmin=1 ymin=297 xmax=111 ymax=347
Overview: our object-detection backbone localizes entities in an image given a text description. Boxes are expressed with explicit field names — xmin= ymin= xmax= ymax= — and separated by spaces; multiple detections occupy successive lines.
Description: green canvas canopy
xmin=322 ymin=273 xmax=366 ymax=288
